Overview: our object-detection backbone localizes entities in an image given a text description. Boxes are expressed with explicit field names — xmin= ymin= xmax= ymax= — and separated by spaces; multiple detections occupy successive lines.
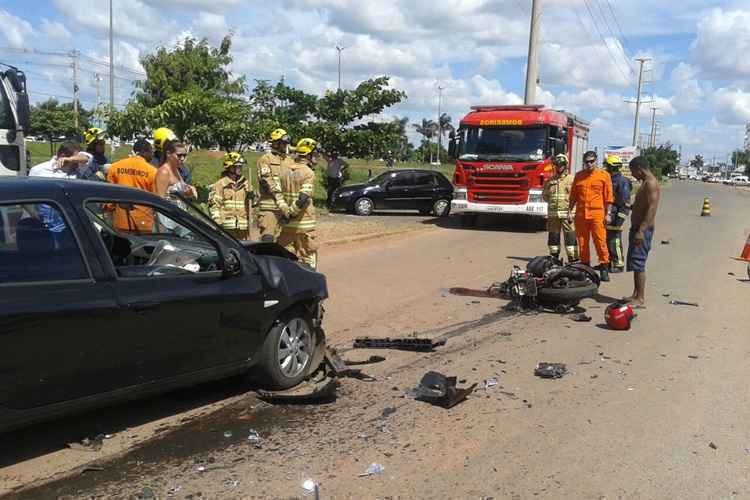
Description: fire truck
xmin=0 ymin=64 xmax=30 ymax=177
xmin=449 ymin=105 xmax=589 ymax=227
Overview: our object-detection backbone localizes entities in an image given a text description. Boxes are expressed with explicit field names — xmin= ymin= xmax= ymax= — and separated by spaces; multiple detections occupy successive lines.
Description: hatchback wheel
xmin=433 ymin=199 xmax=450 ymax=217
xmin=354 ymin=197 xmax=374 ymax=216
xmin=258 ymin=310 xmax=315 ymax=389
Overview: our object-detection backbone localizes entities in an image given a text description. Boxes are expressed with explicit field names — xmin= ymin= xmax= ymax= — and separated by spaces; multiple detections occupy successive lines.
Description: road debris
xmin=407 ymin=371 xmax=476 ymax=408
xmin=534 ymin=363 xmax=567 ymax=379
xmin=661 ymin=240 xmax=671 ymax=245
xmin=257 ymin=370 xmax=339 ymax=403
xmin=359 ymin=463 xmax=385 ymax=477
xmin=302 ymin=479 xmax=321 ymax=498
xmin=353 ymin=337 xmax=446 ymax=352
xmin=669 ymin=300 xmax=699 ymax=307
xmin=324 ymin=347 xmax=377 ymax=381
xmin=137 ymin=486 xmax=156 ymax=499
xmin=484 ymin=378 xmax=498 ymax=389
xmin=67 ymin=434 xmax=105 ymax=452
xmin=709 ymin=442 xmax=718 ymax=450
xmin=247 ymin=430 xmax=263 ymax=449
xmin=223 ymin=431 xmax=233 ymax=438
xmin=343 ymin=355 xmax=386 ymax=366
xmin=380 ymin=406 xmax=397 ymax=418
xmin=571 ymin=313 xmax=592 ymax=322
xmin=688 ymin=355 xmax=699 ymax=359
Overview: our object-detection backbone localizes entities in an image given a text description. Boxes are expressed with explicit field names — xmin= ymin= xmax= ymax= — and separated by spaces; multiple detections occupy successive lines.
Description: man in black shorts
xmin=625 ymin=156 xmax=660 ymax=307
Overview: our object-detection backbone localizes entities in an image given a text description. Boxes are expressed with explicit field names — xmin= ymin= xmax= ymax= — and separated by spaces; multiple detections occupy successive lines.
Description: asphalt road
xmin=3 ymin=181 xmax=749 ymax=499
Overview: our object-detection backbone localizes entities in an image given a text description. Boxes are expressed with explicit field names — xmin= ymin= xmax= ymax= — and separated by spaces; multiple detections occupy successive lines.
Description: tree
xmin=690 ymin=154 xmax=704 ymax=171
xmin=436 ymin=113 xmax=454 ymax=160
xmin=29 ymin=98 xmax=93 ymax=154
xmin=641 ymin=142 xmax=680 ymax=179
xmin=731 ymin=149 xmax=750 ymax=171
xmin=413 ymin=119 xmax=438 ymax=163
xmin=107 ymin=35 xmax=255 ymax=150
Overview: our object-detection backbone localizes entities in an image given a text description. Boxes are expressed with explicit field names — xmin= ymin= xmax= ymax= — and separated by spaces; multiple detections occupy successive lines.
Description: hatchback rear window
xmin=0 ymin=202 xmax=88 ymax=284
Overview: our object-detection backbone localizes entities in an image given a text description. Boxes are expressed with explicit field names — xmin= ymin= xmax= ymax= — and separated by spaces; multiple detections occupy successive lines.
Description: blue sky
xmin=1 ymin=0 xmax=750 ymax=163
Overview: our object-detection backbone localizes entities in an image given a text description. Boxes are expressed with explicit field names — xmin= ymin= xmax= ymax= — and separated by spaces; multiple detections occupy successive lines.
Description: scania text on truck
xmin=448 ymin=105 xmax=589 ymax=227
xmin=0 ymin=64 xmax=31 ymax=177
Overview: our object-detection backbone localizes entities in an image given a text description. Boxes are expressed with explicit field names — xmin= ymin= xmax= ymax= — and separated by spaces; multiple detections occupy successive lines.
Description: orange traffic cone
xmin=732 ymin=234 xmax=750 ymax=262
xmin=700 ymin=198 xmax=711 ymax=216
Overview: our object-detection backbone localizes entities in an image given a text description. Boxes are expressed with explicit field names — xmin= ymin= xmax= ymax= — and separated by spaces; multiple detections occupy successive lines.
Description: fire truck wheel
xmin=460 ymin=214 xmax=478 ymax=227
xmin=433 ymin=199 xmax=451 ymax=217
xmin=354 ymin=197 xmax=374 ymax=216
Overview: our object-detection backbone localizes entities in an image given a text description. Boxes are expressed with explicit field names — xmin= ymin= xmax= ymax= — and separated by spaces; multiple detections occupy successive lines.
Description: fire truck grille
xmin=468 ymin=171 xmax=530 ymax=204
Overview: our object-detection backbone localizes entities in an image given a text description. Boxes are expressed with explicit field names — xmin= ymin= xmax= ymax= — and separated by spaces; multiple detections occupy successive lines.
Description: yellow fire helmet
xmin=84 ymin=127 xmax=106 ymax=145
xmin=153 ymin=127 xmax=177 ymax=151
xmin=295 ymin=138 xmax=318 ymax=156
xmin=270 ymin=128 xmax=290 ymax=143
xmin=553 ymin=153 xmax=569 ymax=165
xmin=605 ymin=154 xmax=623 ymax=168
xmin=222 ymin=151 xmax=245 ymax=169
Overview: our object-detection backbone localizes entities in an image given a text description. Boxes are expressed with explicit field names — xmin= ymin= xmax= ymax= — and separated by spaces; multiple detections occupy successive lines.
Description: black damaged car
xmin=330 ymin=169 xmax=453 ymax=216
xmin=0 ymin=178 xmax=328 ymax=432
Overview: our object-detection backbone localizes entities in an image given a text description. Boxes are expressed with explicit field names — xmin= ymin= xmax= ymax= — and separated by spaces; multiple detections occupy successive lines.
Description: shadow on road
xmin=0 ymin=375 xmax=257 ymax=470
xmin=422 ymin=214 xmax=544 ymax=233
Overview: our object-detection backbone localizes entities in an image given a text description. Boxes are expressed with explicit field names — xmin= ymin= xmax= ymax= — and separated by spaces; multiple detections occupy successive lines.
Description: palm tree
xmin=413 ymin=118 xmax=438 ymax=163
xmin=437 ymin=113 xmax=454 ymax=163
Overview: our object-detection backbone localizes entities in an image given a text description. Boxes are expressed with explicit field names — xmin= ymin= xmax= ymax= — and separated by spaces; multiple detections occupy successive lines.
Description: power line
xmin=604 ymin=0 xmax=636 ymax=61
xmin=592 ymin=0 xmax=634 ymax=74
xmin=581 ymin=0 xmax=631 ymax=84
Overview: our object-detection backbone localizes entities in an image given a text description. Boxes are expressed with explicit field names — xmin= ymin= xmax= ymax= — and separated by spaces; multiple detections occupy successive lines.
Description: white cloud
xmin=670 ymin=62 xmax=703 ymax=112
xmin=51 ymin=0 xmax=166 ymax=43
xmin=0 ymin=9 xmax=33 ymax=48
xmin=194 ymin=12 xmax=228 ymax=35
xmin=40 ymin=19 xmax=72 ymax=43
xmin=146 ymin=0 xmax=241 ymax=11
xmin=710 ymin=87 xmax=750 ymax=125
xmin=692 ymin=8 xmax=750 ymax=79
xmin=540 ymin=39 xmax=632 ymax=89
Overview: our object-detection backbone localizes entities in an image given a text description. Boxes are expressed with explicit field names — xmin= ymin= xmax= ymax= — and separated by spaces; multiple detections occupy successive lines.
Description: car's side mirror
xmin=222 ymin=248 xmax=242 ymax=278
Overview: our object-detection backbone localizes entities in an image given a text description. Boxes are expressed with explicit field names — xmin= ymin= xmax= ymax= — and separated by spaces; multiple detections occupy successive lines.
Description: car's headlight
xmin=338 ymin=191 xmax=354 ymax=198
xmin=453 ymin=190 xmax=467 ymax=201
xmin=528 ymin=191 xmax=543 ymax=203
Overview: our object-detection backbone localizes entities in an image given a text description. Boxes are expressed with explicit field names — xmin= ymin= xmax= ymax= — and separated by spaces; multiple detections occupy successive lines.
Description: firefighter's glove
xmin=296 ymin=192 xmax=311 ymax=209
xmin=259 ymin=177 xmax=270 ymax=192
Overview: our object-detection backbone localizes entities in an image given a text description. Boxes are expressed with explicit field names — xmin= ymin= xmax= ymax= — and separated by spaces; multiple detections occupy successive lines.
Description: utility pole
xmin=94 ymin=73 xmax=102 ymax=127
xmin=524 ymin=0 xmax=541 ymax=105
xmin=71 ymin=50 xmax=79 ymax=131
xmin=109 ymin=0 xmax=115 ymax=111
xmin=631 ymin=57 xmax=650 ymax=148
xmin=649 ymin=107 xmax=658 ymax=148
xmin=335 ymin=45 xmax=346 ymax=91
xmin=436 ymin=85 xmax=444 ymax=166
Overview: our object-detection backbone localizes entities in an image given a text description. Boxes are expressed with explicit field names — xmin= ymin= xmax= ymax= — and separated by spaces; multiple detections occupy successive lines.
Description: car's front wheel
xmin=433 ymin=199 xmax=451 ymax=217
xmin=258 ymin=310 xmax=315 ymax=389
xmin=354 ymin=197 xmax=374 ymax=216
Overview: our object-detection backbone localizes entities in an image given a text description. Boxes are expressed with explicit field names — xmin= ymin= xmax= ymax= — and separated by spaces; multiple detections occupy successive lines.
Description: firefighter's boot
xmin=548 ymin=231 xmax=562 ymax=265
xmin=598 ymin=264 xmax=610 ymax=282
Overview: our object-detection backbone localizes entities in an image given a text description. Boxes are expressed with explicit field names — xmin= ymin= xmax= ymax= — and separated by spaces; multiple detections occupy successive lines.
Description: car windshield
xmin=458 ymin=126 xmax=549 ymax=161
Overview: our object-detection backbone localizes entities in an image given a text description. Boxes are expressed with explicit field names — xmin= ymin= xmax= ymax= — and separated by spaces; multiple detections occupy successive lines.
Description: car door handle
xmin=127 ymin=301 xmax=160 ymax=313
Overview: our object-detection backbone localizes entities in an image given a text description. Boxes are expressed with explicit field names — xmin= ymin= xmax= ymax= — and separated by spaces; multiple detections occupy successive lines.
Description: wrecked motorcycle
xmin=489 ymin=256 xmax=600 ymax=310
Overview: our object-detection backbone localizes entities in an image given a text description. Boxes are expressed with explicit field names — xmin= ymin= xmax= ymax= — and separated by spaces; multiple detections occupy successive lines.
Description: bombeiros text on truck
xmin=448 ymin=105 xmax=590 ymax=227
xmin=0 ymin=63 xmax=30 ymax=177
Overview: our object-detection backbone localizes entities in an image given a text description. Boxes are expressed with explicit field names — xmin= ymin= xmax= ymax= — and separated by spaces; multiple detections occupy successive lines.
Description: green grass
xmin=27 ymin=142 xmax=456 ymax=212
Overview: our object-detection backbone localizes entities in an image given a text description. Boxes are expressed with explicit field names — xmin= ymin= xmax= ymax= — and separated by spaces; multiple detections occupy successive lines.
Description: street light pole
xmin=335 ymin=45 xmax=346 ymax=91
xmin=109 ymin=0 xmax=114 ymax=111
xmin=524 ymin=0 xmax=542 ymax=105
xmin=436 ymin=85 xmax=444 ymax=166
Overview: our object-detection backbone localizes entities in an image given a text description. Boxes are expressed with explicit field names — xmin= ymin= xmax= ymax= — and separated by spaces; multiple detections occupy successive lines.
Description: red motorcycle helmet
xmin=605 ymin=302 xmax=635 ymax=330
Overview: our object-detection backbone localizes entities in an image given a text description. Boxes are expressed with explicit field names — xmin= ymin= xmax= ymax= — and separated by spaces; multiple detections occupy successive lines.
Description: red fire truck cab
xmin=449 ymin=105 xmax=590 ymax=227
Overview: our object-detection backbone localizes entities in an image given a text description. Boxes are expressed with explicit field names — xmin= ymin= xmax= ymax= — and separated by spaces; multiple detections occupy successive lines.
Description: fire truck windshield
xmin=458 ymin=126 xmax=549 ymax=162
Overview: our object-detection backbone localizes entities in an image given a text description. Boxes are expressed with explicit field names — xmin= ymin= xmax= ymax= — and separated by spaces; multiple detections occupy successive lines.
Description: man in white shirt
xmin=324 ymin=151 xmax=349 ymax=208
xmin=29 ymin=143 xmax=88 ymax=179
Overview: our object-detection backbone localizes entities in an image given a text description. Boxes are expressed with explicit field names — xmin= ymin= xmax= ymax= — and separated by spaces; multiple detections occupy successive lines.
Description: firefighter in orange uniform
xmin=568 ymin=150 xmax=614 ymax=282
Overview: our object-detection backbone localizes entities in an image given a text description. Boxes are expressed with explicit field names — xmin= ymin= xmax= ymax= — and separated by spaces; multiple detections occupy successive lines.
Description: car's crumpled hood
xmin=242 ymin=241 xmax=328 ymax=300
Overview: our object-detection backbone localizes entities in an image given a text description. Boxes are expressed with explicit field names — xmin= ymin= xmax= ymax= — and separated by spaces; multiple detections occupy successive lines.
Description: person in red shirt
xmin=106 ymin=139 xmax=158 ymax=233
xmin=568 ymin=150 xmax=614 ymax=281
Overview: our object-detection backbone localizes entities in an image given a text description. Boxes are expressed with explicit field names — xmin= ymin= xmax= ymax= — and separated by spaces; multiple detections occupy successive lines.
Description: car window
xmin=0 ymin=202 xmax=89 ymax=284
xmin=390 ymin=172 xmax=415 ymax=187
xmin=414 ymin=173 xmax=436 ymax=186
xmin=86 ymin=201 xmax=222 ymax=279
